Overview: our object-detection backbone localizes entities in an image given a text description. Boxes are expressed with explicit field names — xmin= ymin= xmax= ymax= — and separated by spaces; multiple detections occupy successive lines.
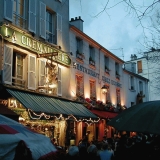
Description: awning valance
xmin=91 ymin=109 xmax=118 ymax=119
xmin=6 ymin=89 xmax=98 ymax=120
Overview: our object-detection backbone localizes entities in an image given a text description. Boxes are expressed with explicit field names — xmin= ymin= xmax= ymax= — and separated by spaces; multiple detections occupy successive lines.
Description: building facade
xmin=0 ymin=0 xmax=98 ymax=147
xmin=0 ymin=0 xmax=149 ymax=147
xmin=125 ymin=51 xmax=159 ymax=101
xmin=69 ymin=17 xmax=149 ymax=141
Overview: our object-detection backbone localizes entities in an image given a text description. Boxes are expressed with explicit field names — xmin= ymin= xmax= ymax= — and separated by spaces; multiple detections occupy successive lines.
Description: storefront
xmin=0 ymin=86 xmax=98 ymax=147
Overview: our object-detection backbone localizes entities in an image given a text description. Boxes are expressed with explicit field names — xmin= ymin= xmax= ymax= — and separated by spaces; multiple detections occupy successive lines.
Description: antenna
xmin=109 ymin=48 xmax=124 ymax=60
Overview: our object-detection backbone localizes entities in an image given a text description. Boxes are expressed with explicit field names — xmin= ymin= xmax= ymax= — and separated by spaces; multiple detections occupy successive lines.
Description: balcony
xmin=76 ymin=50 xmax=84 ymax=61
xmin=115 ymin=71 xmax=120 ymax=80
xmin=89 ymin=57 xmax=95 ymax=66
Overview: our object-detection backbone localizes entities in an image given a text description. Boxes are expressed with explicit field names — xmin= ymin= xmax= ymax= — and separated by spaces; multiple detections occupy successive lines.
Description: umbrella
xmin=107 ymin=100 xmax=160 ymax=135
xmin=0 ymin=114 xmax=57 ymax=160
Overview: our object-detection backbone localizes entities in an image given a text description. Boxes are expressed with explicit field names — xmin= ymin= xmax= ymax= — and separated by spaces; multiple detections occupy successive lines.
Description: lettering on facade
xmin=76 ymin=64 xmax=122 ymax=88
xmin=0 ymin=25 xmax=71 ymax=66
xmin=0 ymin=99 xmax=8 ymax=106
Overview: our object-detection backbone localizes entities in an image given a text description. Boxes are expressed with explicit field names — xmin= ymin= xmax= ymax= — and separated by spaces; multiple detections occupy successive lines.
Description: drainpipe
xmin=99 ymin=47 xmax=102 ymax=100
xmin=0 ymin=26 xmax=4 ymax=82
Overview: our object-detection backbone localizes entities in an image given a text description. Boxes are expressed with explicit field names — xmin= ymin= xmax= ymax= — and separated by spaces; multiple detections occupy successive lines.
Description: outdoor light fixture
xmin=73 ymin=62 xmax=77 ymax=68
xmin=101 ymin=85 xmax=108 ymax=94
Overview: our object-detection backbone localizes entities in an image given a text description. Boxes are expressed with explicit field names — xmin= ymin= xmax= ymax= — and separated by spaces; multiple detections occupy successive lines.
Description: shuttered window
xmin=29 ymin=0 xmax=36 ymax=33
xmin=4 ymin=0 xmax=13 ymax=21
xmin=39 ymin=1 xmax=46 ymax=38
xmin=57 ymin=67 xmax=62 ymax=96
xmin=137 ymin=61 xmax=142 ymax=73
xmin=57 ymin=14 xmax=62 ymax=46
xmin=3 ymin=45 xmax=13 ymax=84
xmin=38 ymin=59 xmax=46 ymax=86
xmin=28 ymin=55 xmax=36 ymax=90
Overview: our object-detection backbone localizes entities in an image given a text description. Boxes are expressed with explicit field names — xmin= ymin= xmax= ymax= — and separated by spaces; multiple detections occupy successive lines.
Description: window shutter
xmin=28 ymin=55 xmax=36 ymax=90
xmin=57 ymin=67 xmax=62 ymax=96
xmin=28 ymin=0 xmax=36 ymax=33
xmin=3 ymin=45 xmax=13 ymax=84
xmin=4 ymin=0 xmax=13 ymax=21
xmin=38 ymin=59 xmax=46 ymax=86
xmin=57 ymin=14 xmax=62 ymax=47
xmin=40 ymin=2 xmax=46 ymax=39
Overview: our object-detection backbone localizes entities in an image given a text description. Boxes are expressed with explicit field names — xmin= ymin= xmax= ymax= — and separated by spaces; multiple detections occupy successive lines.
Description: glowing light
xmin=27 ymin=109 xmax=100 ymax=123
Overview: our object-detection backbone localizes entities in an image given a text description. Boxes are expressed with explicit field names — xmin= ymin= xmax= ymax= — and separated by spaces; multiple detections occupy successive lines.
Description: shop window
xmin=76 ymin=75 xmax=84 ymax=101
xmin=137 ymin=60 xmax=142 ymax=73
xmin=89 ymin=46 xmax=95 ymax=66
xmin=90 ymin=80 xmax=96 ymax=100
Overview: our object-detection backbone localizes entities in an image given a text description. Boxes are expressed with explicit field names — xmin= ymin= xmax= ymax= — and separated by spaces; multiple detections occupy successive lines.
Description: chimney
xmin=70 ymin=16 xmax=84 ymax=32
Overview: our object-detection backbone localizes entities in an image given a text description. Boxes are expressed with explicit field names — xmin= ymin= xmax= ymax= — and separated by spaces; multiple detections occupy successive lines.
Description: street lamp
xmin=101 ymin=85 xmax=108 ymax=94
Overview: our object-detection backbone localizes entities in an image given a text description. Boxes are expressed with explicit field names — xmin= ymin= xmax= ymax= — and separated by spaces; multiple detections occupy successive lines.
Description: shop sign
xmin=0 ymin=24 xmax=71 ymax=66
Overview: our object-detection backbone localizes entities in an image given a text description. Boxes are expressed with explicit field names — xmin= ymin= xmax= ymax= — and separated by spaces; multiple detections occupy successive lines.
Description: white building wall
xmin=125 ymin=51 xmax=160 ymax=101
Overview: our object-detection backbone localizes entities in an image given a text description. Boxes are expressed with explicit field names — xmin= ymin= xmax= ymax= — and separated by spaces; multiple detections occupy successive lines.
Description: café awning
xmin=6 ymin=89 xmax=98 ymax=120
xmin=91 ymin=109 xmax=118 ymax=119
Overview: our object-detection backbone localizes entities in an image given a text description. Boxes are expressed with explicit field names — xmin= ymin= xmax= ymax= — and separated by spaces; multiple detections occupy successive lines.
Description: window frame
xmin=13 ymin=0 xmax=26 ymax=28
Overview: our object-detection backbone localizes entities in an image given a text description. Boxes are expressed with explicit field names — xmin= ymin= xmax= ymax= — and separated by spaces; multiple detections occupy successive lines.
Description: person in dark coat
xmin=13 ymin=140 xmax=33 ymax=160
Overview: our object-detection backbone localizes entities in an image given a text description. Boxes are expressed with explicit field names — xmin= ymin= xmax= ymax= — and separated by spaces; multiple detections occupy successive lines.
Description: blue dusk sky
xmin=69 ymin=0 xmax=160 ymax=61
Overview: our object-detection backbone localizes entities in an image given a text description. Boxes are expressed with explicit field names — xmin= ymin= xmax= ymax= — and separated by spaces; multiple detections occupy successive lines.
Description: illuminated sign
xmin=0 ymin=25 xmax=71 ymax=66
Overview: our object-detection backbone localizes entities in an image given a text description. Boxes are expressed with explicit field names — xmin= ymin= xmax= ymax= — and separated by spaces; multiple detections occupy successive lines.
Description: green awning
xmin=6 ymin=89 xmax=98 ymax=120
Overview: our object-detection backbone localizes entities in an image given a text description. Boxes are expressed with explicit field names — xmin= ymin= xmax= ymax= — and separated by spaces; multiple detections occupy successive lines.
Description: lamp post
xmin=101 ymin=85 xmax=108 ymax=94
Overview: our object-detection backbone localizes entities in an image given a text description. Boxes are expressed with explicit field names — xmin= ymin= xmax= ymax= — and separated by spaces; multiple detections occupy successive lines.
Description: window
xmin=90 ymin=80 xmax=96 ymax=100
xmin=105 ymin=85 xmax=110 ymax=103
xmin=89 ymin=46 xmax=95 ymax=66
xmin=139 ymin=81 xmax=143 ymax=94
xmin=104 ymin=56 xmax=109 ymax=72
xmin=13 ymin=0 xmax=26 ymax=27
xmin=130 ymin=76 xmax=135 ymax=90
xmin=76 ymin=38 xmax=83 ymax=53
xmin=76 ymin=38 xmax=84 ymax=60
xmin=46 ymin=11 xmax=55 ymax=43
xmin=116 ymin=88 xmax=121 ymax=104
xmin=12 ymin=52 xmax=24 ymax=87
xmin=39 ymin=2 xmax=61 ymax=45
xmin=137 ymin=61 xmax=142 ymax=73
xmin=76 ymin=75 xmax=84 ymax=101
xmin=115 ymin=62 xmax=120 ymax=79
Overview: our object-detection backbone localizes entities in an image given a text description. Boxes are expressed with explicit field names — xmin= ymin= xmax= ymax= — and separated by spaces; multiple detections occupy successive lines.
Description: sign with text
xmin=0 ymin=24 xmax=71 ymax=66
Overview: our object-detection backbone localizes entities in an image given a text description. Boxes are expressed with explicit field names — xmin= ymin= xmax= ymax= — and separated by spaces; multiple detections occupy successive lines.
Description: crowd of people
xmin=52 ymin=133 xmax=160 ymax=160
xmin=13 ymin=133 xmax=160 ymax=160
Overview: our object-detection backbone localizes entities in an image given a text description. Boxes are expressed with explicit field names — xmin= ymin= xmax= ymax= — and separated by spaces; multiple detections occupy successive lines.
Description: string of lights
xmin=27 ymin=109 xmax=100 ymax=124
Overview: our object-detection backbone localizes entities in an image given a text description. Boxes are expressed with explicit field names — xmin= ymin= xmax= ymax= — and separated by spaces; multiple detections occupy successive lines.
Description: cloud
xmin=69 ymin=0 xmax=150 ymax=61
